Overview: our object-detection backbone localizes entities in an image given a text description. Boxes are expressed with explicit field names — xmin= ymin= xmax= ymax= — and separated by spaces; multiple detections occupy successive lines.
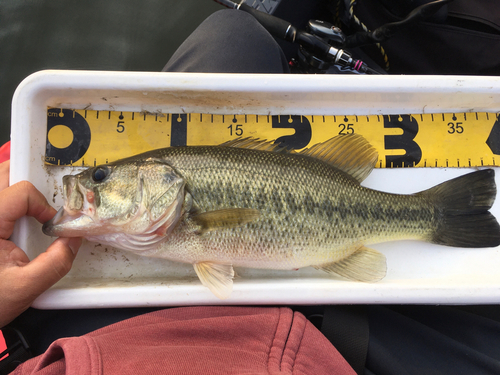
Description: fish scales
xmin=144 ymin=145 xmax=435 ymax=269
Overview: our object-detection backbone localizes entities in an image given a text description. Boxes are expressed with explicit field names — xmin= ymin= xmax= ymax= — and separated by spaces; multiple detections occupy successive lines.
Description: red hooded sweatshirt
xmin=11 ymin=306 xmax=355 ymax=375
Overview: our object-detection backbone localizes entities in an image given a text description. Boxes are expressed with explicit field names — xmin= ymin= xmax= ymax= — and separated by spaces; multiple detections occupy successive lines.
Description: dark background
xmin=0 ymin=0 xmax=222 ymax=146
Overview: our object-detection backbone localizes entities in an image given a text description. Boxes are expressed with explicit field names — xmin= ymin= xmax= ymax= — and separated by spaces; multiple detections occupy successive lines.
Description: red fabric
xmin=11 ymin=306 xmax=355 ymax=375
xmin=0 ymin=141 xmax=10 ymax=163
xmin=0 ymin=330 xmax=8 ymax=361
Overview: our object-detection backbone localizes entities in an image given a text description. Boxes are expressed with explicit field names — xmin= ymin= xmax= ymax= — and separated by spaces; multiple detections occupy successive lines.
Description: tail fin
xmin=421 ymin=169 xmax=500 ymax=248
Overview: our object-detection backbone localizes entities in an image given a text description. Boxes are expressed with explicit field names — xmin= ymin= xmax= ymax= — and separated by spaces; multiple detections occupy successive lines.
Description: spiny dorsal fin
xmin=193 ymin=262 xmax=234 ymax=299
xmin=220 ymin=137 xmax=289 ymax=153
xmin=192 ymin=208 xmax=260 ymax=235
xmin=299 ymin=134 xmax=378 ymax=183
xmin=313 ymin=245 xmax=386 ymax=282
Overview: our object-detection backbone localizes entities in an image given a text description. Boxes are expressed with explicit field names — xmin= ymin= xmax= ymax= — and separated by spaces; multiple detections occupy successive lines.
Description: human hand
xmin=0 ymin=167 xmax=81 ymax=327
xmin=0 ymin=160 xmax=9 ymax=191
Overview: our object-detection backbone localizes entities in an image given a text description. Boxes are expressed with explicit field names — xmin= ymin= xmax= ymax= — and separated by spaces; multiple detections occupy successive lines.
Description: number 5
xmin=117 ymin=121 xmax=125 ymax=133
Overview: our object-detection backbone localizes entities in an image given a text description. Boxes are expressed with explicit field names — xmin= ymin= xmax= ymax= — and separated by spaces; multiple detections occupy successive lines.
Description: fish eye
xmin=91 ymin=166 xmax=110 ymax=182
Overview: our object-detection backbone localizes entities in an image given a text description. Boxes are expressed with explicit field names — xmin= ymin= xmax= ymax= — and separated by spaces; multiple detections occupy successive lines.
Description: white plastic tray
xmin=10 ymin=70 xmax=500 ymax=309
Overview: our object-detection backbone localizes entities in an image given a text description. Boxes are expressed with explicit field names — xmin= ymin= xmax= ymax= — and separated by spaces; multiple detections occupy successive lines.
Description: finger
xmin=0 ymin=181 xmax=56 ymax=239
xmin=20 ymin=237 xmax=82 ymax=297
xmin=0 ymin=240 xmax=30 ymax=266
xmin=0 ymin=160 xmax=9 ymax=191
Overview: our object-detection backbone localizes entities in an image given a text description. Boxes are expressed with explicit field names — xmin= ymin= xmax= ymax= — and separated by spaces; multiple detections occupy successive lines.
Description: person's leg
xmin=163 ymin=9 xmax=289 ymax=73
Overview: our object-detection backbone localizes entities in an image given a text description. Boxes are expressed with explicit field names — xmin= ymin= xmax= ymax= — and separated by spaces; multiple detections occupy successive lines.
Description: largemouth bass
xmin=43 ymin=135 xmax=500 ymax=298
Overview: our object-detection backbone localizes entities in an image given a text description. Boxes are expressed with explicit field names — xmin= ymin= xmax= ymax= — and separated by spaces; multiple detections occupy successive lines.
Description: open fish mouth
xmin=42 ymin=207 xmax=94 ymax=237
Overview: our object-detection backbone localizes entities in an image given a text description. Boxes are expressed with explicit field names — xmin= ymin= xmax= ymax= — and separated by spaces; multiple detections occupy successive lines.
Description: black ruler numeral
xmin=384 ymin=115 xmax=422 ymax=167
xmin=271 ymin=115 xmax=311 ymax=149
xmin=171 ymin=114 xmax=187 ymax=146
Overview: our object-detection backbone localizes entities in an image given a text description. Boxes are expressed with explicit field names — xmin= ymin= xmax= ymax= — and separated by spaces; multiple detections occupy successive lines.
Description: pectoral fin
xmin=192 ymin=208 xmax=260 ymax=234
xmin=193 ymin=262 xmax=235 ymax=299
xmin=314 ymin=246 xmax=387 ymax=282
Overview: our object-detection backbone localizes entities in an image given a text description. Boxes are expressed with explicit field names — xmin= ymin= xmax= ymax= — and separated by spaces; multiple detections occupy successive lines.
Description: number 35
xmin=448 ymin=122 xmax=463 ymax=134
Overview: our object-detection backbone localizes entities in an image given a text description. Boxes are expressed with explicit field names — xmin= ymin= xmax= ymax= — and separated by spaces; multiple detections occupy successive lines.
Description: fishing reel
xmin=215 ymin=0 xmax=454 ymax=74
xmin=216 ymin=0 xmax=378 ymax=74
xmin=292 ymin=20 xmax=354 ymax=74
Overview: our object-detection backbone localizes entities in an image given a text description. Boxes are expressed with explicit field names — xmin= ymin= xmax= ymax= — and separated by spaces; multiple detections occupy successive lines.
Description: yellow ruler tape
xmin=45 ymin=108 xmax=500 ymax=168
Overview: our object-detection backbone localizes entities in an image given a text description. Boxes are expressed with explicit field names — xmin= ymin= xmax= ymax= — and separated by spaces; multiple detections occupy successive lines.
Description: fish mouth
xmin=42 ymin=207 xmax=93 ymax=237
xmin=43 ymin=174 xmax=97 ymax=237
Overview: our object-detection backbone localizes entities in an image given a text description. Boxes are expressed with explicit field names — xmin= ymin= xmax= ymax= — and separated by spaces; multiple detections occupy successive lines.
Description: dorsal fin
xmin=299 ymin=134 xmax=378 ymax=183
xmin=220 ymin=137 xmax=288 ymax=153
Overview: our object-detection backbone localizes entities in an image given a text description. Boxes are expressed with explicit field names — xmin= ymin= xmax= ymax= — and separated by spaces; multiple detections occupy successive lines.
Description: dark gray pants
xmin=163 ymin=9 xmax=289 ymax=74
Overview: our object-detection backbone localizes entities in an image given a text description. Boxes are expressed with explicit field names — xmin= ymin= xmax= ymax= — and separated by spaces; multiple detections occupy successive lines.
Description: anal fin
xmin=193 ymin=262 xmax=235 ymax=299
xmin=314 ymin=246 xmax=387 ymax=282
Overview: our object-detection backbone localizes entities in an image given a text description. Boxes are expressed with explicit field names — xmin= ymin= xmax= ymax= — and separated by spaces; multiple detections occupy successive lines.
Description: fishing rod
xmin=215 ymin=0 xmax=454 ymax=74
xmin=215 ymin=0 xmax=380 ymax=74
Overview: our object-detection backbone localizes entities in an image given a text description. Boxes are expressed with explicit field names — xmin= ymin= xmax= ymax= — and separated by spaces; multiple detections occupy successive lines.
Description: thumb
xmin=0 ymin=238 xmax=82 ymax=327
xmin=23 ymin=237 xmax=82 ymax=296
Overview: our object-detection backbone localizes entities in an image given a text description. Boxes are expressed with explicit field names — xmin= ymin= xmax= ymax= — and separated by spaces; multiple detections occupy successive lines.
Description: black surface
xmin=0 ymin=0 xmax=222 ymax=146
